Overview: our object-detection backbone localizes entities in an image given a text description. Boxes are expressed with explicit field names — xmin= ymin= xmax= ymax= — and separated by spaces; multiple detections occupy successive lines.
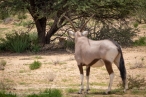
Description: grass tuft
xmin=133 ymin=36 xmax=146 ymax=46
xmin=29 ymin=61 xmax=41 ymax=70
xmin=27 ymin=89 xmax=62 ymax=97
xmin=66 ymin=88 xmax=78 ymax=93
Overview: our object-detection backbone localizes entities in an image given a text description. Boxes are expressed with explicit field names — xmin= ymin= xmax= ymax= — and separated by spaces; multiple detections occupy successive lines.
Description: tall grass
xmin=0 ymin=31 xmax=31 ymax=53
xmin=29 ymin=32 xmax=40 ymax=53
xmin=0 ymin=31 xmax=40 ymax=53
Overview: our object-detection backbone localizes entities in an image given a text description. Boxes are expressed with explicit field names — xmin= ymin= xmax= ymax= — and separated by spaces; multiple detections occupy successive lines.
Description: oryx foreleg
xmin=104 ymin=60 xmax=114 ymax=94
xmin=86 ymin=66 xmax=90 ymax=93
xmin=78 ymin=64 xmax=84 ymax=94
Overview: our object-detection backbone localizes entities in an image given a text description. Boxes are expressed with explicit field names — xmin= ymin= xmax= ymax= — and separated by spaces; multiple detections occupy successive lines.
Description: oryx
xmin=64 ymin=15 xmax=128 ymax=94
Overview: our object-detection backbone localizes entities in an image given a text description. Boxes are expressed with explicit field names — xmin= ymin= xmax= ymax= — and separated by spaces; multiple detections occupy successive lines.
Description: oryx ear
xmin=82 ymin=31 xmax=88 ymax=36
xmin=68 ymin=31 xmax=75 ymax=36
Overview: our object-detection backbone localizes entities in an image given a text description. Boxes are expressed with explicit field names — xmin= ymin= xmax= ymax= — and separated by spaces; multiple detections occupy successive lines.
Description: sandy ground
xmin=0 ymin=46 xmax=146 ymax=97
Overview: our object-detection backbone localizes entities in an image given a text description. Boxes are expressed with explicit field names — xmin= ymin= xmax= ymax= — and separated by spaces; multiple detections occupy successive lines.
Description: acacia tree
xmin=0 ymin=0 xmax=144 ymax=45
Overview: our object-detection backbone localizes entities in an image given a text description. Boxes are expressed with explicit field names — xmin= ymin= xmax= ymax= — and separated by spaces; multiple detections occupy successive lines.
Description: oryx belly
xmin=92 ymin=59 xmax=104 ymax=67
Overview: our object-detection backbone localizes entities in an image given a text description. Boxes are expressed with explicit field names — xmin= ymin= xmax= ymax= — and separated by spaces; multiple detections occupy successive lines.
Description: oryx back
xmin=75 ymin=37 xmax=119 ymax=66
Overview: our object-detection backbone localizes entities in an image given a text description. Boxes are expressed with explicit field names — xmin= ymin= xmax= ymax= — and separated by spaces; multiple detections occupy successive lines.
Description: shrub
xmin=0 ymin=31 xmax=31 ymax=53
xmin=133 ymin=22 xmax=139 ymax=28
xmin=88 ymin=24 xmax=137 ymax=46
xmin=0 ymin=31 xmax=41 ymax=53
xmin=64 ymin=39 xmax=75 ymax=50
xmin=118 ymin=75 xmax=146 ymax=89
xmin=133 ymin=37 xmax=146 ymax=46
xmin=27 ymin=89 xmax=62 ymax=97
xmin=128 ymin=75 xmax=146 ymax=89
xmin=0 ymin=60 xmax=6 ymax=70
xmin=29 ymin=32 xmax=40 ymax=53
xmin=31 ymin=45 xmax=40 ymax=53
xmin=29 ymin=61 xmax=41 ymax=70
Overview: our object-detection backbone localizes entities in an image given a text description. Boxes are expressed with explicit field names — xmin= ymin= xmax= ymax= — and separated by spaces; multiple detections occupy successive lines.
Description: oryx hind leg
xmin=78 ymin=64 xmax=84 ymax=94
xmin=86 ymin=66 xmax=90 ymax=93
xmin=104 ymin=60 xmax=114 ymax=94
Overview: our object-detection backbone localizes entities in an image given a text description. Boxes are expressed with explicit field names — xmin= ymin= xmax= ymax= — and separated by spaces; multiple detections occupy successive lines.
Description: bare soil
xmin=0 ymin=46 xmax=146 ymax=97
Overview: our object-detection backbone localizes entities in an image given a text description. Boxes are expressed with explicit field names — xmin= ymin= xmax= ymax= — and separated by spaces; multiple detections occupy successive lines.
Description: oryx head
xmin=64 ymin=15 xmax=93 ymax=38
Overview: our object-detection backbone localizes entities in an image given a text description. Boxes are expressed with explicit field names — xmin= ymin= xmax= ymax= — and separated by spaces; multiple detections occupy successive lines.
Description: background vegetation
xmin=0 ymin=0 xmax=146 ymax=47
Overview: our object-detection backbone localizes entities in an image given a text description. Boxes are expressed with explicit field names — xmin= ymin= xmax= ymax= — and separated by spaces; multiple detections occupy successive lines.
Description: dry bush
xmin=0 ymin=60 xmax=6 ymax=70
xmin=118 ymin=75 xmax=146 ymax=89
xmin=47 ymin=72 xmax=56 ymax=82
xmin=52 ymin=58 xmax=60 ymax=65
xmin=0 ymin=78 xmax=16 ymax=91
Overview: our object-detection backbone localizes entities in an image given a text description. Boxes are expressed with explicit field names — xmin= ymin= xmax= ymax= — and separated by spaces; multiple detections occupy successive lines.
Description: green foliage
xmin=64 ymin=40 xmax=75 ymax=50
xmin=0 ymin=31 xmax=31 ymax=53
xmin=0 ymin=0 xmax=145 ymax=46
xmin=29 ymin=61 xmax=41 ymax=70
xmin=0 ymin=0 xmax=27 ymax=19
xmin=17 ymin=13 xmax=27 ymax=20
xmin=0 ymin=92 xmax=17 ymax=97
xmin=31 ymin=45 xmax=41 ymax=53
xmin=29 ymin=32 xmax=40 ymax=53
xmin=88 ymin=24 xmax=137 ymax=46
xmin=133 ymin=37 xmax=146 ymax=46
xmin=27 ymin=89 xmax=62 ymax=97
xmin=0 ymin=31 xmax=41 ymax=53
xmin=133 ymin=22 xmax=139 ymax=28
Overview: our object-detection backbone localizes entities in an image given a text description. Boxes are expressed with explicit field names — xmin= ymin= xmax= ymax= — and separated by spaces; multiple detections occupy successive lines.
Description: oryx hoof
xmin=105 ymin=90 xmax=111 ymax=94
xmin=123 ymin=89 xmax=127 ymax=93
xmin=123 ymin=86 xmax=128 ymax=92
xmin=85 ymin=89 xmax=90 ymax=94
xmin=78 ymin=89 xmax=84 ymax=94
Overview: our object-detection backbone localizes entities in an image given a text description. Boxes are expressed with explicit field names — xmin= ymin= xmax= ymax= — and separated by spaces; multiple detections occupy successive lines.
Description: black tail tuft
xmin=119 ymin=48 xmax=126 ymax=86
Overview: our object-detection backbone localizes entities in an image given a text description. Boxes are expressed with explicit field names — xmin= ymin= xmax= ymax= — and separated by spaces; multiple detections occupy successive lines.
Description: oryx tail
xmin=113 ymin=40 xmax=126 ymax=86
xmin=118 ymin=46 xmax=126 ymax=86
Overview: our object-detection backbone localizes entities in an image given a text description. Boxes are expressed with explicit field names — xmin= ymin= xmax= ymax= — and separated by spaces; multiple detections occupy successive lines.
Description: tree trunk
xmin=45 ymin=14 xmax=66 ymax=44
xmin=34 ymin=17 xmax=47 ymax=46
xmin=45 ymin=16 xmax=59 ymax=44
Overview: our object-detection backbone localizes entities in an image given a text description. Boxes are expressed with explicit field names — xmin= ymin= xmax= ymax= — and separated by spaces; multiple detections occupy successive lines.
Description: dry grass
xmin=0 ymin=46 xmax=146 ymax=97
